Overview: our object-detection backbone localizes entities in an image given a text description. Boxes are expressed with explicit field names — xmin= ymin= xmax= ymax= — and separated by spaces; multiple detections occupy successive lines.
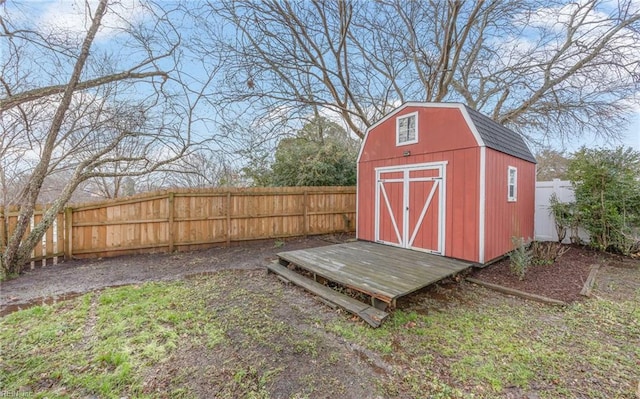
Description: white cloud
xmin=488 ymin=1 xmax=640 ymax=94
xmin=35 ymin=0 xmax=151 ymax=42
xmin=521 ymin=1 xmax=610 ymax=32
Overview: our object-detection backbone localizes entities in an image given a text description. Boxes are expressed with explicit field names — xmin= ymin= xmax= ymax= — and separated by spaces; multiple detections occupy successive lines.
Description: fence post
xmin=226 ymin=191 xmax=232 ymax=247
xmin=53 ymin=213 xmax=61 ymax=265
xmin=64 ymin=207 xmax=73 ymax=260
xmin=168 ymin=192 xmax=175 ymax=252
xmin=303 ymin=190 xmax=308 ymax=237
xmin=0 ymin=206 xmax=6 ymax=253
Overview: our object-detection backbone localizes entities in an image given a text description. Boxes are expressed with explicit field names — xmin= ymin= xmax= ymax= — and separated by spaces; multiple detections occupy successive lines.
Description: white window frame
xmin=507 ymin=166 xmax=517 ymax=202
xmin=396 ymin=112 xmax=418 ymax=146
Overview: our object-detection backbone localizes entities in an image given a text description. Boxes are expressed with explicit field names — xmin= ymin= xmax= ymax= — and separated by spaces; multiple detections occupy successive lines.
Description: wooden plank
xmin=6 ymin=213 xmax=17 ymax=246
xmin=56 ymin=212 xmax=64 ymax=264
xmin=229 ymin=212 xmax=305 ymax=219
xmin=296 ymin=250 xmax=420 ymax=293
xmin=580 ymin=264 xmax=600 ymax=297
xmin=282 ymin=246 xmax=424 ymax=291
xmin=267 ymin=261 xmax=388 ymax=327
xmin=168 ymin=192 xmax=175 ymax=253
xmin=12 ymin=188 xmax=356 ymax=260
xmin=303 ymin=190 xmax=308 ymax=237
xmin=278 ymin=251 xmax=398 ymax=300
xmin=32 ymin=212 xmax=41 ymax=267
xmin=72 ymin=241 xmax=171 ymax=255
xmin=355 ymin=241 xmax=465 ymax=269
xmin=226 ymin=192 xmax=231 ymax=246
xmin=466 ymin=278 xmax=567 ymax=306
xmin=64 ymin=207 xmax=73 ymax=260
xmin=72 ymin=193 xmax=170 ymax=211
xmin=45 ymin=210 xmax=54 ymax=265
xmin=278 ymin=242 xmax=471 ymax=302
xmin=2 ymin=209 xmax=49 ymax=217
xmin=174 ymin=190 xmax=354 ymax=198
xmin=0 ymin=206 xmax=6 ymax=252
xmin=341 ymin=243 xmax=462 ymax=278
xmin=72 ymin=218 xmax=168 ymax=227
xmin=27 ymin=252 xmax=66 ymax=262
xmin=282 ymin=243 xmax=468 ymax=283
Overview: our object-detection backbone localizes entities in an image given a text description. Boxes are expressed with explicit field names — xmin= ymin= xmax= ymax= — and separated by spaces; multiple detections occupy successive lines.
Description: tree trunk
xmin=1 ymin=0 xmax=108 ymax=277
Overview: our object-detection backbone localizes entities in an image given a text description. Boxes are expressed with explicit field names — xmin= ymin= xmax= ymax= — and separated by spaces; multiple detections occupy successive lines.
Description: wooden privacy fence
xmin=0 ymin=205 xmax=65 ymax=269
xmin=0 ymin=186 xmax=357 ymax=263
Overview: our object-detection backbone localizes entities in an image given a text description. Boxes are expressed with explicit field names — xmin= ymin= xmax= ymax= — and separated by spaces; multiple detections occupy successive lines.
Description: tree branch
xmin=0 ymin=70 xmax=168 ymax=111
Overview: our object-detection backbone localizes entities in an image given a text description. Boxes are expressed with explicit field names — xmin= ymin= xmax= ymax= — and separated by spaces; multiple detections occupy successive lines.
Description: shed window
xmin=396 ymin=112 xmax=418 ymax=145
xmin=507 ymin=166 xmax=517 ymax=202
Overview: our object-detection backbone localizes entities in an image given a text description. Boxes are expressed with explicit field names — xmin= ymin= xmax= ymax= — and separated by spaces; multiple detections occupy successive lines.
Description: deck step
xmin=267 ymin=261 xmax=389 ymax=328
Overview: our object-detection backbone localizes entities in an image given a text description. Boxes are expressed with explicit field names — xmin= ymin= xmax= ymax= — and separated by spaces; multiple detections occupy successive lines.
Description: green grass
xmin=327 ymin=282 xmax=640 ymax=398
xmin=0 ymin=279 xmax=222 ymax=398
xmin=1 ymin=267 xmax=638 ymax=398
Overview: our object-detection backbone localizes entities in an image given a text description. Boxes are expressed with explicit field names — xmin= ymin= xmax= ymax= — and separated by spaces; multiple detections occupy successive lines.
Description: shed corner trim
xmin=458 ymin=105 xmax=486 ymax=148
xmin=478 ymin=146 xmax=487 ymax=264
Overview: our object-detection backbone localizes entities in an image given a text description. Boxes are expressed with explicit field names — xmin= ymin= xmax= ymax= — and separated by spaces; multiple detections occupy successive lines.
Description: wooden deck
xmin=267 ymin=261 xmax=389 ymax=327
xmin=274 ymin=241 xmax=472 ymax=311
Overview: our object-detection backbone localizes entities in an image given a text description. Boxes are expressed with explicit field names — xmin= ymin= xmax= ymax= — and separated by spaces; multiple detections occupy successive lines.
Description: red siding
xmin=357 ymin=104 xmax=535 ymax=264
xmin=483 ymin=149 xmax=536 ymax=262
xmin=359 ymin=107 xmax=478 ymax=163
xmin=358 ymin=148 xmax=481 ymax=262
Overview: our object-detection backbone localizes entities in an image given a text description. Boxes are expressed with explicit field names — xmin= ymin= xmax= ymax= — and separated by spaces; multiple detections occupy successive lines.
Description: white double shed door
xmin=374 ymin=161 xmax=446 ymax=255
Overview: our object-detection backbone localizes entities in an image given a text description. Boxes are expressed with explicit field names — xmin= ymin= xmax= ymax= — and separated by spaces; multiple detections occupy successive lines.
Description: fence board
xmin=29 ymin=187 xmax=355 ymax=260
xmin=0 ymin=207 xmax=6 ymax=252
xmin=0 ymin=207 xmax=65 ymax=266
xmin=3 ymin=187 xmax=357 ymax=263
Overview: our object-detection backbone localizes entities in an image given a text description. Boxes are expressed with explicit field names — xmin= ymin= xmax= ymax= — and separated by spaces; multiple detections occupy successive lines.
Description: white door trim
xmin=407 ymin=178 xmax=439 ymax=247
xmin=374 ymin=161 xmax=447 ymax=254
xmin=379 ymin=182 xmax=403 ymax=245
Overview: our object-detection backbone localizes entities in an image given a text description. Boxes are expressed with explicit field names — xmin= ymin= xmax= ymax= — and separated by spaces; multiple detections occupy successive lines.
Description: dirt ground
xmin=2 ymin=237 xmax=634 ymax=312
xmin=141 ymin=269 xmax=387 ymax=399
xmin=471 ymin=244 xmax=636 ymax=302
xmin=1 ymin=237 xmax=638 ymax=398
xmin=0 ymin=235 xmax=342 ymax=314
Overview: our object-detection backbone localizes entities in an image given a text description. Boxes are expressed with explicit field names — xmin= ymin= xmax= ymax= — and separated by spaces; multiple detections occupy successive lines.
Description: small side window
xmin=507 ymin=166 xmax=517 ymax=202
xmin=396 ymin=112 xmax=418 ymax=146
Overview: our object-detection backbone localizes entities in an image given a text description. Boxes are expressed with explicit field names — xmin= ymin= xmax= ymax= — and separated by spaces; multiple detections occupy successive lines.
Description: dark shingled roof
xmin=464 ymin=105 xmax=537 ymax=163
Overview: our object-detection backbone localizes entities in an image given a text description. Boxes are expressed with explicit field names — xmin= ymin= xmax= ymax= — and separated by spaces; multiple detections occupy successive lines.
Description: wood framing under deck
xmin=271 ymin=241 xmax=472 ymax=324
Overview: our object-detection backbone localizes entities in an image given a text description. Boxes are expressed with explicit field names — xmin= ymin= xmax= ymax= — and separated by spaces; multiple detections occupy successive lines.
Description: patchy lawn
xmin=1 ymin=259 xmax=638 ymax=398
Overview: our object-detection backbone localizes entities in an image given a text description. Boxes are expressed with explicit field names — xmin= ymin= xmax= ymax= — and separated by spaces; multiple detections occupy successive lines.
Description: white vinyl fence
xmin=534 ymin=179 xmax=589 ymax=243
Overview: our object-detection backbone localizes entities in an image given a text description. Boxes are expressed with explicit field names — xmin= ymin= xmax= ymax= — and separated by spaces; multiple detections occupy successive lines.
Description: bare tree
xmin=0 ymin=124 xmax=31 ymax=206
xmin=208 ymin=0 xmax=640 ymax=146
xmin=536 ymin=148 xmax=570 ymax=180
xmin=0 ymin=0 xmax=221 ymax=276
xmin=136 ymin=150 xmax=242 ymax=190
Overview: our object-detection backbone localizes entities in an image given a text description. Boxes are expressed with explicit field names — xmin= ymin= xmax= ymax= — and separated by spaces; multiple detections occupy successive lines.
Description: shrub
xmin=530 ymin=241 xmax=569 ymax=266
xmin=567 ymin=146 xmax=640 ymax=254
xmin=509 ymin=237 xmax=532 ymax=280
xmin=548 ymin=193 xmax=582 ymax=244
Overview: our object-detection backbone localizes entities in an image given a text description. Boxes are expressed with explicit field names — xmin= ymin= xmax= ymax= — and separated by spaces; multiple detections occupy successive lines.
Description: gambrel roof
xmin=463 ymin=105 xmax=536 ymax=163
xmin=359 ymin=102 xmax=536 ymax=164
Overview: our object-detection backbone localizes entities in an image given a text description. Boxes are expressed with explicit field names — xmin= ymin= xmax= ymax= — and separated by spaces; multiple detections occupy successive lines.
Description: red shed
xmin=357 ymin=102 xmax=536 ymax=264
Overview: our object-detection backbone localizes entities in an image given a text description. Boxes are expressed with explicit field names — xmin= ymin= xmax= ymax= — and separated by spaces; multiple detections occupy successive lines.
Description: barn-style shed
xmin=357 ymin=102 xmax=536 ymax=264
